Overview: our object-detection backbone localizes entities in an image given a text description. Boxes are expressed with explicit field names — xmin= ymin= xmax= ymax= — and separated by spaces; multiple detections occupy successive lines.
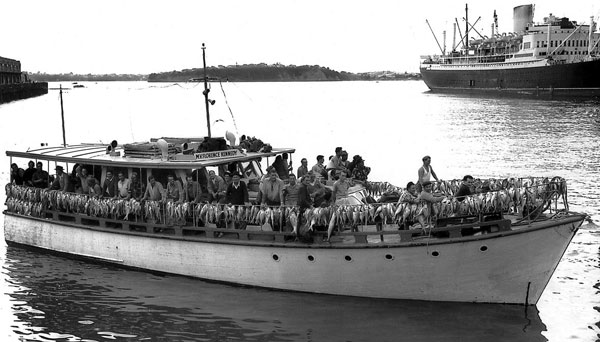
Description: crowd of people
xmin=9 ymin=153 xmax=485 ymax=232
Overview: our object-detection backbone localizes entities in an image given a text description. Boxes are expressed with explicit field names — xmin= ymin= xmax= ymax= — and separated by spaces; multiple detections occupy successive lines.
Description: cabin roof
xmin=6 ymin=143 xmax=295 ymax=169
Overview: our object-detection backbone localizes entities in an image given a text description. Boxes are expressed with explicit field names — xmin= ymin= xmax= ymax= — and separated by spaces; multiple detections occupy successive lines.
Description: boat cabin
xmin=7 ymin=136 xmax=295 ymax=202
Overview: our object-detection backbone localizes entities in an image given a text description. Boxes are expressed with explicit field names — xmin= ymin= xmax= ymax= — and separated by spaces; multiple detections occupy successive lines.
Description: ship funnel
xmin=157 ymin=138 xmax=169 ymax=160
xmin=513 ymin=4 xmax=534 ymax=33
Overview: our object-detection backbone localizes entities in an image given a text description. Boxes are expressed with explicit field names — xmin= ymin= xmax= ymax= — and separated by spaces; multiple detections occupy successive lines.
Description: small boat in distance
xmin=3 ymin=45 xmax=587 ymax=305
xmin=420 ymin=4 xmax=600 ymax=98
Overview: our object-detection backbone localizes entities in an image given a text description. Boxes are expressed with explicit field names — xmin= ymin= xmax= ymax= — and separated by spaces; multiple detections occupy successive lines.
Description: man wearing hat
xmin=49 ymin=165 xmax=70 ymax=192
xmin=226 ymin=172 xmax=249 ymax=230
xmin=225 ymin=172 xmax=249 ymax=206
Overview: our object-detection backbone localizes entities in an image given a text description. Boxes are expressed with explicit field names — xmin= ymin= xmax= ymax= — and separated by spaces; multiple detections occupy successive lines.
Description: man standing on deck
xmin=50 ymin=165 xmax=70 ymax=192
xmin=261 ymin=169 xmax=284 ymax=206
xmin=31 ymin=162 xmax=49 ymax=189
xmin=166 ymin=174 xmax=184 ymax=203
xmin=184 ymin=174 xmax=202 ymax=204
xmin=142 ymin=175 xmax=165 ymax=201
xmin=226 ymin=172 xmax=249 ymax=205
xmin=208 ymin=170 xmax=226 ymax=204
xmin=417 ymin=155 xmax=439 ymax=193
xmin=102 ymin=170 xmax=118 ymax=198
xmin=117 ymin=171 xmax=131 ymax=199
xmin=23 ymin=160 xmax=36 ymax=186
xmin=128 ymin=172 xmax=145 ymax=201
xmin=283 ymin=174 xmax=300 ymax=206
xmin=416 ymin=181 xmax=445 ymax=229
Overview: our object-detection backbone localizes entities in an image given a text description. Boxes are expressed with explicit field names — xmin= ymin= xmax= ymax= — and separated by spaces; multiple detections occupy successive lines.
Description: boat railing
xmin=5 ymin=177 xmax=570 ymax=243
xmin=7 ymin=206 xmax=514 ymax=245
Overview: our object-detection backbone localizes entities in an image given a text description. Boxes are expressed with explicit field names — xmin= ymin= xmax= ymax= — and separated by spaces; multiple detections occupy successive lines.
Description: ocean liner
xmin=420 ymin=4 xmax=600 ymax=97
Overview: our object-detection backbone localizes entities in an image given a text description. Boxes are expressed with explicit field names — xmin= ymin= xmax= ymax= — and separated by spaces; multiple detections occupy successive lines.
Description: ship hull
xmin=420 ymin=58 xmax=600 ymax=98
xmin=3 ymin=212 xmax=584 ymax=305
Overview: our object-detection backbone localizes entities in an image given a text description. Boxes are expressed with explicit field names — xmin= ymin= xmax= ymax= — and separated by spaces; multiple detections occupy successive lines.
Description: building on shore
xmin=0 ymin=56 xmax=48 ymax=104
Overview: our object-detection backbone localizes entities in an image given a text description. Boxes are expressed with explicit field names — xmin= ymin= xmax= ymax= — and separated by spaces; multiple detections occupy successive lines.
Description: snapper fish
xmin=288 ymin=209 xmax=299 ymax=235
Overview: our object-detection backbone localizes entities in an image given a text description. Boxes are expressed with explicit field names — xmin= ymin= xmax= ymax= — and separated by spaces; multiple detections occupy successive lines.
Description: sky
xmin=2 ymin=0 xmax=598 ymax=75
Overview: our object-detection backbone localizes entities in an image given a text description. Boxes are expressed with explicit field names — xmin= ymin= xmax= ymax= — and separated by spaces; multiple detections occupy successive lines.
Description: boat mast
xmin=59 ymin=85 xmax=66 ymax=147
xmin=443 ymin=30 xmax=447 ymax=55
xmin=202 ymin=43 xmax=212 ymax=138
xmin=453 ymin=23 xmax=457 ymax=52
xmin=465 ymin=4 xmax=469 ymax=54
xmin=589 ymin=16 xmax=594 ymax=56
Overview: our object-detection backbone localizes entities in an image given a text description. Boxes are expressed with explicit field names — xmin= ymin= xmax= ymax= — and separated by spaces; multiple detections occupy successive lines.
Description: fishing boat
xmin=420 ymin=4 xmax=600 ymax=97
xmin=3 ymin=45 xmax=586 ymax=305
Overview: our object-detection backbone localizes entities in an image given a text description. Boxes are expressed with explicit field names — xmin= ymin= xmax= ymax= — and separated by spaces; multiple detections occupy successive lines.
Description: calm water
xmin=1 ymin=81 xmax=599 ymax=341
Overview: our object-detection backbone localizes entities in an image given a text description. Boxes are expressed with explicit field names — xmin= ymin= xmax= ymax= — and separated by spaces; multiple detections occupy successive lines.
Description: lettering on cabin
xmin=195 ymin=150 xmax=240 ymax=160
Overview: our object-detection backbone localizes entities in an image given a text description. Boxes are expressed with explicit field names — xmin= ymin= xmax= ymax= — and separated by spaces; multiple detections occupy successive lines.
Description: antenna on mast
xmin=59 ymin=85 xmax=66 ymax=147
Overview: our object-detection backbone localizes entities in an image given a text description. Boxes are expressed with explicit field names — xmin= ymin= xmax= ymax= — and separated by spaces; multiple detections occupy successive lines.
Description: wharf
xmin=0 ymin=82 xmax=48 ymax=104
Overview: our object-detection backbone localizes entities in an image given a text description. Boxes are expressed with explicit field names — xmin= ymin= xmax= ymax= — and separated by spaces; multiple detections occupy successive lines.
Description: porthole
xmin=307 ymin=255 xmax=315 ymax=262
xmin=272 ymin=254 xmax=279 ymax=262
xmin=344 ymin=255 xmax=352 ymax=262
xmin=431 ymin=251 xmax=440 ymax=257
xmin=480 ymin=245 xmax=488 ymax=252
xmin=385 ymin=254 xmax=394 ymax=261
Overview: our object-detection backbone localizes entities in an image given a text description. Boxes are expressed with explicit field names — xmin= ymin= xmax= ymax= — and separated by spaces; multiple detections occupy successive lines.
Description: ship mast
xmin=202 ymin=43 xmax=212 ymax=138
xmin=465 ymin=4 xmax=469 ymax=54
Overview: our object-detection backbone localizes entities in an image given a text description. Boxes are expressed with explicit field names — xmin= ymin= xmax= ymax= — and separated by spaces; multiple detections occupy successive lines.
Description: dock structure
xmin=0 ymin=56 xmax=48 ymax=104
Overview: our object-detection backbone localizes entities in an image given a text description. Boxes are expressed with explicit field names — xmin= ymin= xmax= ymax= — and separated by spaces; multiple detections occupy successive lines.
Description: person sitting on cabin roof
xmin=331 ymin=170 xmax=352 ymax=205
xmin=311 ymin=155 xmax=328 ymax=180
xmin=166 ymin=174 xmax=184 ymax=203
xmin=50 ymin=165 xmax=71 ymax=192
xmin=297 ymin=158 xmax=309 ymax=179
xmin=283 ymin=174 xmax=300 ymax=206
xmin=350 ymin=156 xmax=370 ymax=183
xmin=142 ymin=175 xmax=165 ymax=202
xmin=128 ymin=172 xmax=145 ymax=201
xmin=102 ymin=170 xmax=118 ymax=198
xmin=455 ymin=175 xmax=474 ymax=202
xmin=326 ymin=147 xmax=345 ymax=180
xmin=87 ymin=178 xmax=103 ymax=197
xmin=31 ymin=162 xmax=49 ymax=189
xmin=208 ymin=170 xmax=226 ymax=204
xmin=272 ymin=155 xmax=288 ymax=180
xmin=184 ymin=174 xmax=202 ymax=204
xmin=117 ymin=171 xmax=131 ymax=199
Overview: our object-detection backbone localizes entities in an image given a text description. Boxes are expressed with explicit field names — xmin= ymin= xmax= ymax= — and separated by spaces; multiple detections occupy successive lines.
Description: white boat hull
xmin=3 ymin=213 xmax=583 ymax=304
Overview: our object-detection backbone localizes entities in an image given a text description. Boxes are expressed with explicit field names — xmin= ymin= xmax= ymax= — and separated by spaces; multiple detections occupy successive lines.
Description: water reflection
xmin=2 ymin=246 xmax=547 ymax=342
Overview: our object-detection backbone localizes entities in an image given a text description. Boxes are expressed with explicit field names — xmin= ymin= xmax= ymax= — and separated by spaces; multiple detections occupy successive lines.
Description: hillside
xmin=148 ymin=64 xmax=420 ymax=82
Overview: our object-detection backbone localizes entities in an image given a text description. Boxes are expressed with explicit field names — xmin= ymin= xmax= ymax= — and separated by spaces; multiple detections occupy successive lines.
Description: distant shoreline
xmin=27 ymin=64 xmax=421 ymax=83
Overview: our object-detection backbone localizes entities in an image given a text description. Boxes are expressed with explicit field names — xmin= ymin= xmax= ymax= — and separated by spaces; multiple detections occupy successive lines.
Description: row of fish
xmin=5 ymin=179 xmax=568 ymax=227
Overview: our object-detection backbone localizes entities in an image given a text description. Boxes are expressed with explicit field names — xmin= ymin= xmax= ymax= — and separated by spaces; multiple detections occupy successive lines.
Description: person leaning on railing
xmin=31 ymin=162 xmax=49 ymax=189
xmin=416 ymin=181 xmax=445 ymax=229
xmin=142 ymin=175 xmax=165 ymax=202
xmin=128 ymin=172 xmax=145 ymax=201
